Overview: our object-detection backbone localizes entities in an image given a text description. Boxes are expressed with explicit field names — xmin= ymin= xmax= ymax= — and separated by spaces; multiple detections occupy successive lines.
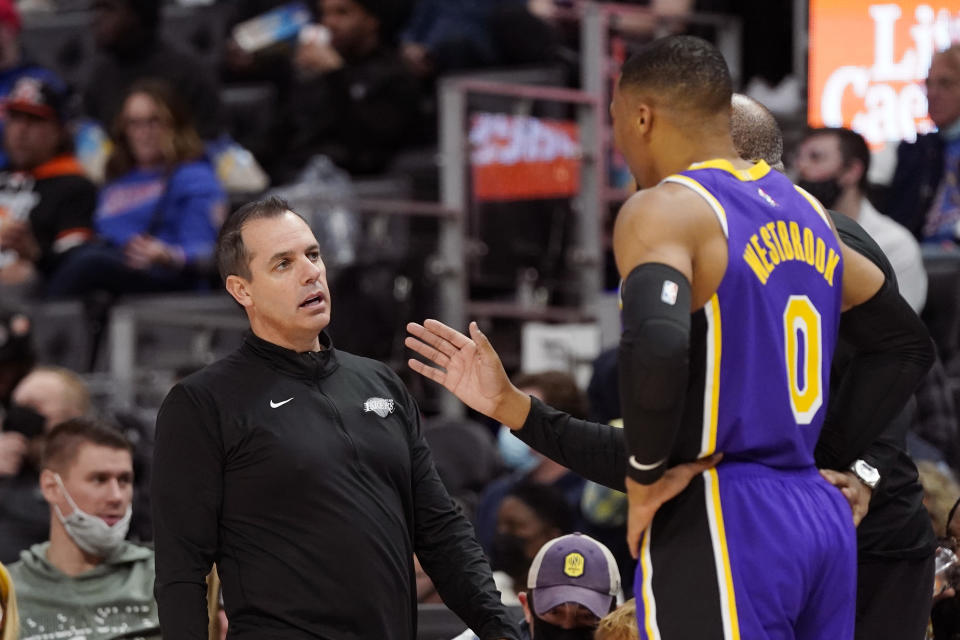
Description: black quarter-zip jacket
xmin=152 ymin=331 xmax=519 ymax=640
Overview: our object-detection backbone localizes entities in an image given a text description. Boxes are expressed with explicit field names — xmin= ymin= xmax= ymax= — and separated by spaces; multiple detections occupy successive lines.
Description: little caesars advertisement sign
xmin=808 ymin=1 xmax=960 ymax=145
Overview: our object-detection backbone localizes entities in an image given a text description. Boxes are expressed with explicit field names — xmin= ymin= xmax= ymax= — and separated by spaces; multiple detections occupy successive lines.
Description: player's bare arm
xmin=613 ymin=183 xmax=728 ymax=557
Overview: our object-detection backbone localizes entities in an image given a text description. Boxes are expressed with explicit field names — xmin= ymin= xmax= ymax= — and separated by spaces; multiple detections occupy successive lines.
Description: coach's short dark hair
xmin=619 ymin=35 xmax=732 ymax=116
xmin=216 ymin=196 xmax=303 ymax=281
xmin=42 ymin=418 xmax=133 ymax=473
xmin=804 ymin=127 xmax=871 ymax=190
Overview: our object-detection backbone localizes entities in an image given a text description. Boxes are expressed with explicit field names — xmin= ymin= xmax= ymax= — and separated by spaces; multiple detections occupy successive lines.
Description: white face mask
xmin=53 ymin=473 xmax=131 ymax=558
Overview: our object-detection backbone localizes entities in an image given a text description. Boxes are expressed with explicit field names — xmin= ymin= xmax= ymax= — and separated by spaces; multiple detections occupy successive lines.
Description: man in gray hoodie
xmin=7 ymin=418 xmax=159 ymax=639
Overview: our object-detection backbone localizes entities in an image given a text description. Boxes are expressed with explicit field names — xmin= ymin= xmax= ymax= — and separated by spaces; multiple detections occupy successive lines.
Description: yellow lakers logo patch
xmin=564 ymin=552 xmax=584 ymax=577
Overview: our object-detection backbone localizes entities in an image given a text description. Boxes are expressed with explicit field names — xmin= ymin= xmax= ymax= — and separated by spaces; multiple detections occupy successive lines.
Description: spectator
xmin=0 ymin=366 xmax=91 ymax=563
xmin=475 ymin=371 xmax=587 ymax=554
xmin=46 ymin=80 xmax=227 ymax=297
xmin=455 ymin=532 xmax=620 ymax=640
xmin=491 ymin=482 xmax=575 ymax=604
xmin=594 ymin=598 xmax=637 ymax=640
xmin=7 ymin=419 xmax=159 ymax=638
xmin=0 ymin=560 xmax=17 ymax=640
xmin=83 ymin=0 xmax=222 ymax=140
xmin=400 ymin=0 xmax=497 ymax=76
xmin=272 ymin=0 xmax=421 ymax=179
xmin=0 ymin=0 xmax=64 ymax=170
xmin=794 ymin=127 xmax=928 ymax=312
xmin=885 ymin=45 xmax=960 ymax=243
xmin=0 ymin=77 xmax=97 ymax=295
xmin=521 ymin=533 xmax=620 ymax=639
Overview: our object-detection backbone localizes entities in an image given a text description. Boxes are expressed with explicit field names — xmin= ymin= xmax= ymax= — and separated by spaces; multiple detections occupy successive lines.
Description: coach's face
xmin=227 ymin=212 xmax=331 ymax=352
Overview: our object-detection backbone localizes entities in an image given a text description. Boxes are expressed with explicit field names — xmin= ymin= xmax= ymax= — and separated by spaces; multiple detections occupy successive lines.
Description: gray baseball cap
xmin=527 ymin=532 xmax=620 ymax=619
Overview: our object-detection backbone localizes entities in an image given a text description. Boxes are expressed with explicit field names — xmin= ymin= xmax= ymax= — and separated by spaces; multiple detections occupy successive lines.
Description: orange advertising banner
xmin=470 ymin=113 xmax=581 ymax=202
xmin=808 ymin=1 xmax=960 ymax=145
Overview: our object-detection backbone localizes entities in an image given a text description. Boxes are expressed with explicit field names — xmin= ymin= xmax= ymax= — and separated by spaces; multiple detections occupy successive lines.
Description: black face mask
xmin=797 ymin=177 xmax=843 ymax=209
xmin=531 ymin=615 xmax=597 ymax=640
xmin=491 ymin=533 xmax=529 ymax=579
xmin=3 ymin=403 xmax=44 ymax=439
xmin=528 ymin=591 xmax=600 ymax=640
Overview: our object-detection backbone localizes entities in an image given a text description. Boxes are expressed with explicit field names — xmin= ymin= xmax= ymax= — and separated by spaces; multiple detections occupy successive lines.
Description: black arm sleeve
xmin=152 ymin=384 xmax=223 ymax=639
xmin=855 ymin=401 xmax=914 ymax=482
xmin=815 ymin=278 xmax=935 ymax=469
xmin=618 ymin=263 xmax=692 ymax=484
xmin=514 ymin=396 xmax=627 ymax=492
xmin=408 ymin=392 xmax=520 ymax=640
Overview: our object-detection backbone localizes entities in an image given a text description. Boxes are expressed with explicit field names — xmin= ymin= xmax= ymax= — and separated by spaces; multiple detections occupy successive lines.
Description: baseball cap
xmin=5 ymin=77 xmax=67 ymax=123
xmin=527 ymin=532 xmax=621 ymax=620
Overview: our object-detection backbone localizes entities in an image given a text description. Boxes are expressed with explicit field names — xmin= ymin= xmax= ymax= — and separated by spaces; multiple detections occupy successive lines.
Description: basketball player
xmin=408 ymin=36 xmax=931 ymax=639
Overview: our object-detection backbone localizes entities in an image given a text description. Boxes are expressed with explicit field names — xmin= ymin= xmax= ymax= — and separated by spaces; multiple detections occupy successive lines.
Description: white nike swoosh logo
xmin=270 ymin=398 xmax=294 ymax=408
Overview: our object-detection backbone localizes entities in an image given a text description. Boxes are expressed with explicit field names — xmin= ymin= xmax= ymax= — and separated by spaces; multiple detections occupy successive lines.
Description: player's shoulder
xmin=615 ymin=181 xmax=719 ymax=235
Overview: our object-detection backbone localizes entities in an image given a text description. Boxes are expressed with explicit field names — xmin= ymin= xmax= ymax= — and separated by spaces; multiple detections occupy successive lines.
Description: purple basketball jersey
xmin=666 ymin=159 xmax=844 ymax=470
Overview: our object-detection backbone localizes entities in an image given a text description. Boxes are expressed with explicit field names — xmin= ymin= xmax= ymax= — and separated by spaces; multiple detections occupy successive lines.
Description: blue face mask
xmin=497 ymin=425 xmax=538 ymax=472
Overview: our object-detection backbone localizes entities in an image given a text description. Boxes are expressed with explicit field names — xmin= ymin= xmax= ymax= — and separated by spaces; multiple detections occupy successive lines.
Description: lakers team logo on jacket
xmin=363 ymin=397 xmax=395 ymax=418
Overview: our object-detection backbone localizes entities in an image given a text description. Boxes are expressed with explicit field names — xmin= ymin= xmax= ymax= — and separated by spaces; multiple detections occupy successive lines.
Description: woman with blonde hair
xmin=46 ymin=79 xmax=226 ymax=296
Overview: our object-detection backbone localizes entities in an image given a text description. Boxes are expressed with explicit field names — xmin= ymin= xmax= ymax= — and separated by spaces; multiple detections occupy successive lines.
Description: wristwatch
xmin=849 ymin=459 xmax=880 ymax=490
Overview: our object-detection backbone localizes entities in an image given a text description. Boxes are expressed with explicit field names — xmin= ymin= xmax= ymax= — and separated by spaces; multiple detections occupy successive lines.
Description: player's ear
xmin=634 ymin=103 xmax=652 ymax=136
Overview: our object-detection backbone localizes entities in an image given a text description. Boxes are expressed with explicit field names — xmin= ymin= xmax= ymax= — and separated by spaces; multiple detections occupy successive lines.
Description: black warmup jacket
xmin=152 ymin=331 xmax=518 ymax=640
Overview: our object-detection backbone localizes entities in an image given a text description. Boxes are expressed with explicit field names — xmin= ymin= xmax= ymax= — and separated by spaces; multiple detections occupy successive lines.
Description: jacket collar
xmin=242 ymin=331 xmax=339 ymax=382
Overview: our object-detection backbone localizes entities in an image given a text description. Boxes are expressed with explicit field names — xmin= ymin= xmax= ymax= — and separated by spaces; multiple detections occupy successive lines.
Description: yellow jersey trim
xmin=686 ymin=159 xmax=771 ymax=182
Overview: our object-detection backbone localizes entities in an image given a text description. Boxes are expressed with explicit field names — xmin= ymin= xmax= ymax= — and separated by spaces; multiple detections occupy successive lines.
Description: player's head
xmin=730 ymin=93 xmax=784 ymax=171
xmin=611 ymin=35 xmax=733 ymax=188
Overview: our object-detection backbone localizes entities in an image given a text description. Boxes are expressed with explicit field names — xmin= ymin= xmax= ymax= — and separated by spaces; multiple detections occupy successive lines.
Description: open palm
xmin=406 ymin=319 xmax=512 ymax=418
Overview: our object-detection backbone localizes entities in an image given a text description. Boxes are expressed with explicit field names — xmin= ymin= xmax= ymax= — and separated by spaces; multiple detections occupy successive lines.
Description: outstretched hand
xmin=405 ymin=320 xmax=530 ymax=427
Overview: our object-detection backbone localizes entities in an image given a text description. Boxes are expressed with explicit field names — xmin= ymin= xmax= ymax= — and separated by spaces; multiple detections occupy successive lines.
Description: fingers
xmin=407 ymin=321 xmax=460 ymax=359
xmin=423 ymin=318 xmax=471 ymax=350
xmin=469 ymin=321 xmax=496 ymax=357
xmin=818 ymin=468 xmax=849 ymax=488
xmin=406 ymin=358 xmax=447 ymax=385
xmin=682 ymin=452 xmax=723 ymax=478
xmin=404 ymin=335 xmax=451 ymax=368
